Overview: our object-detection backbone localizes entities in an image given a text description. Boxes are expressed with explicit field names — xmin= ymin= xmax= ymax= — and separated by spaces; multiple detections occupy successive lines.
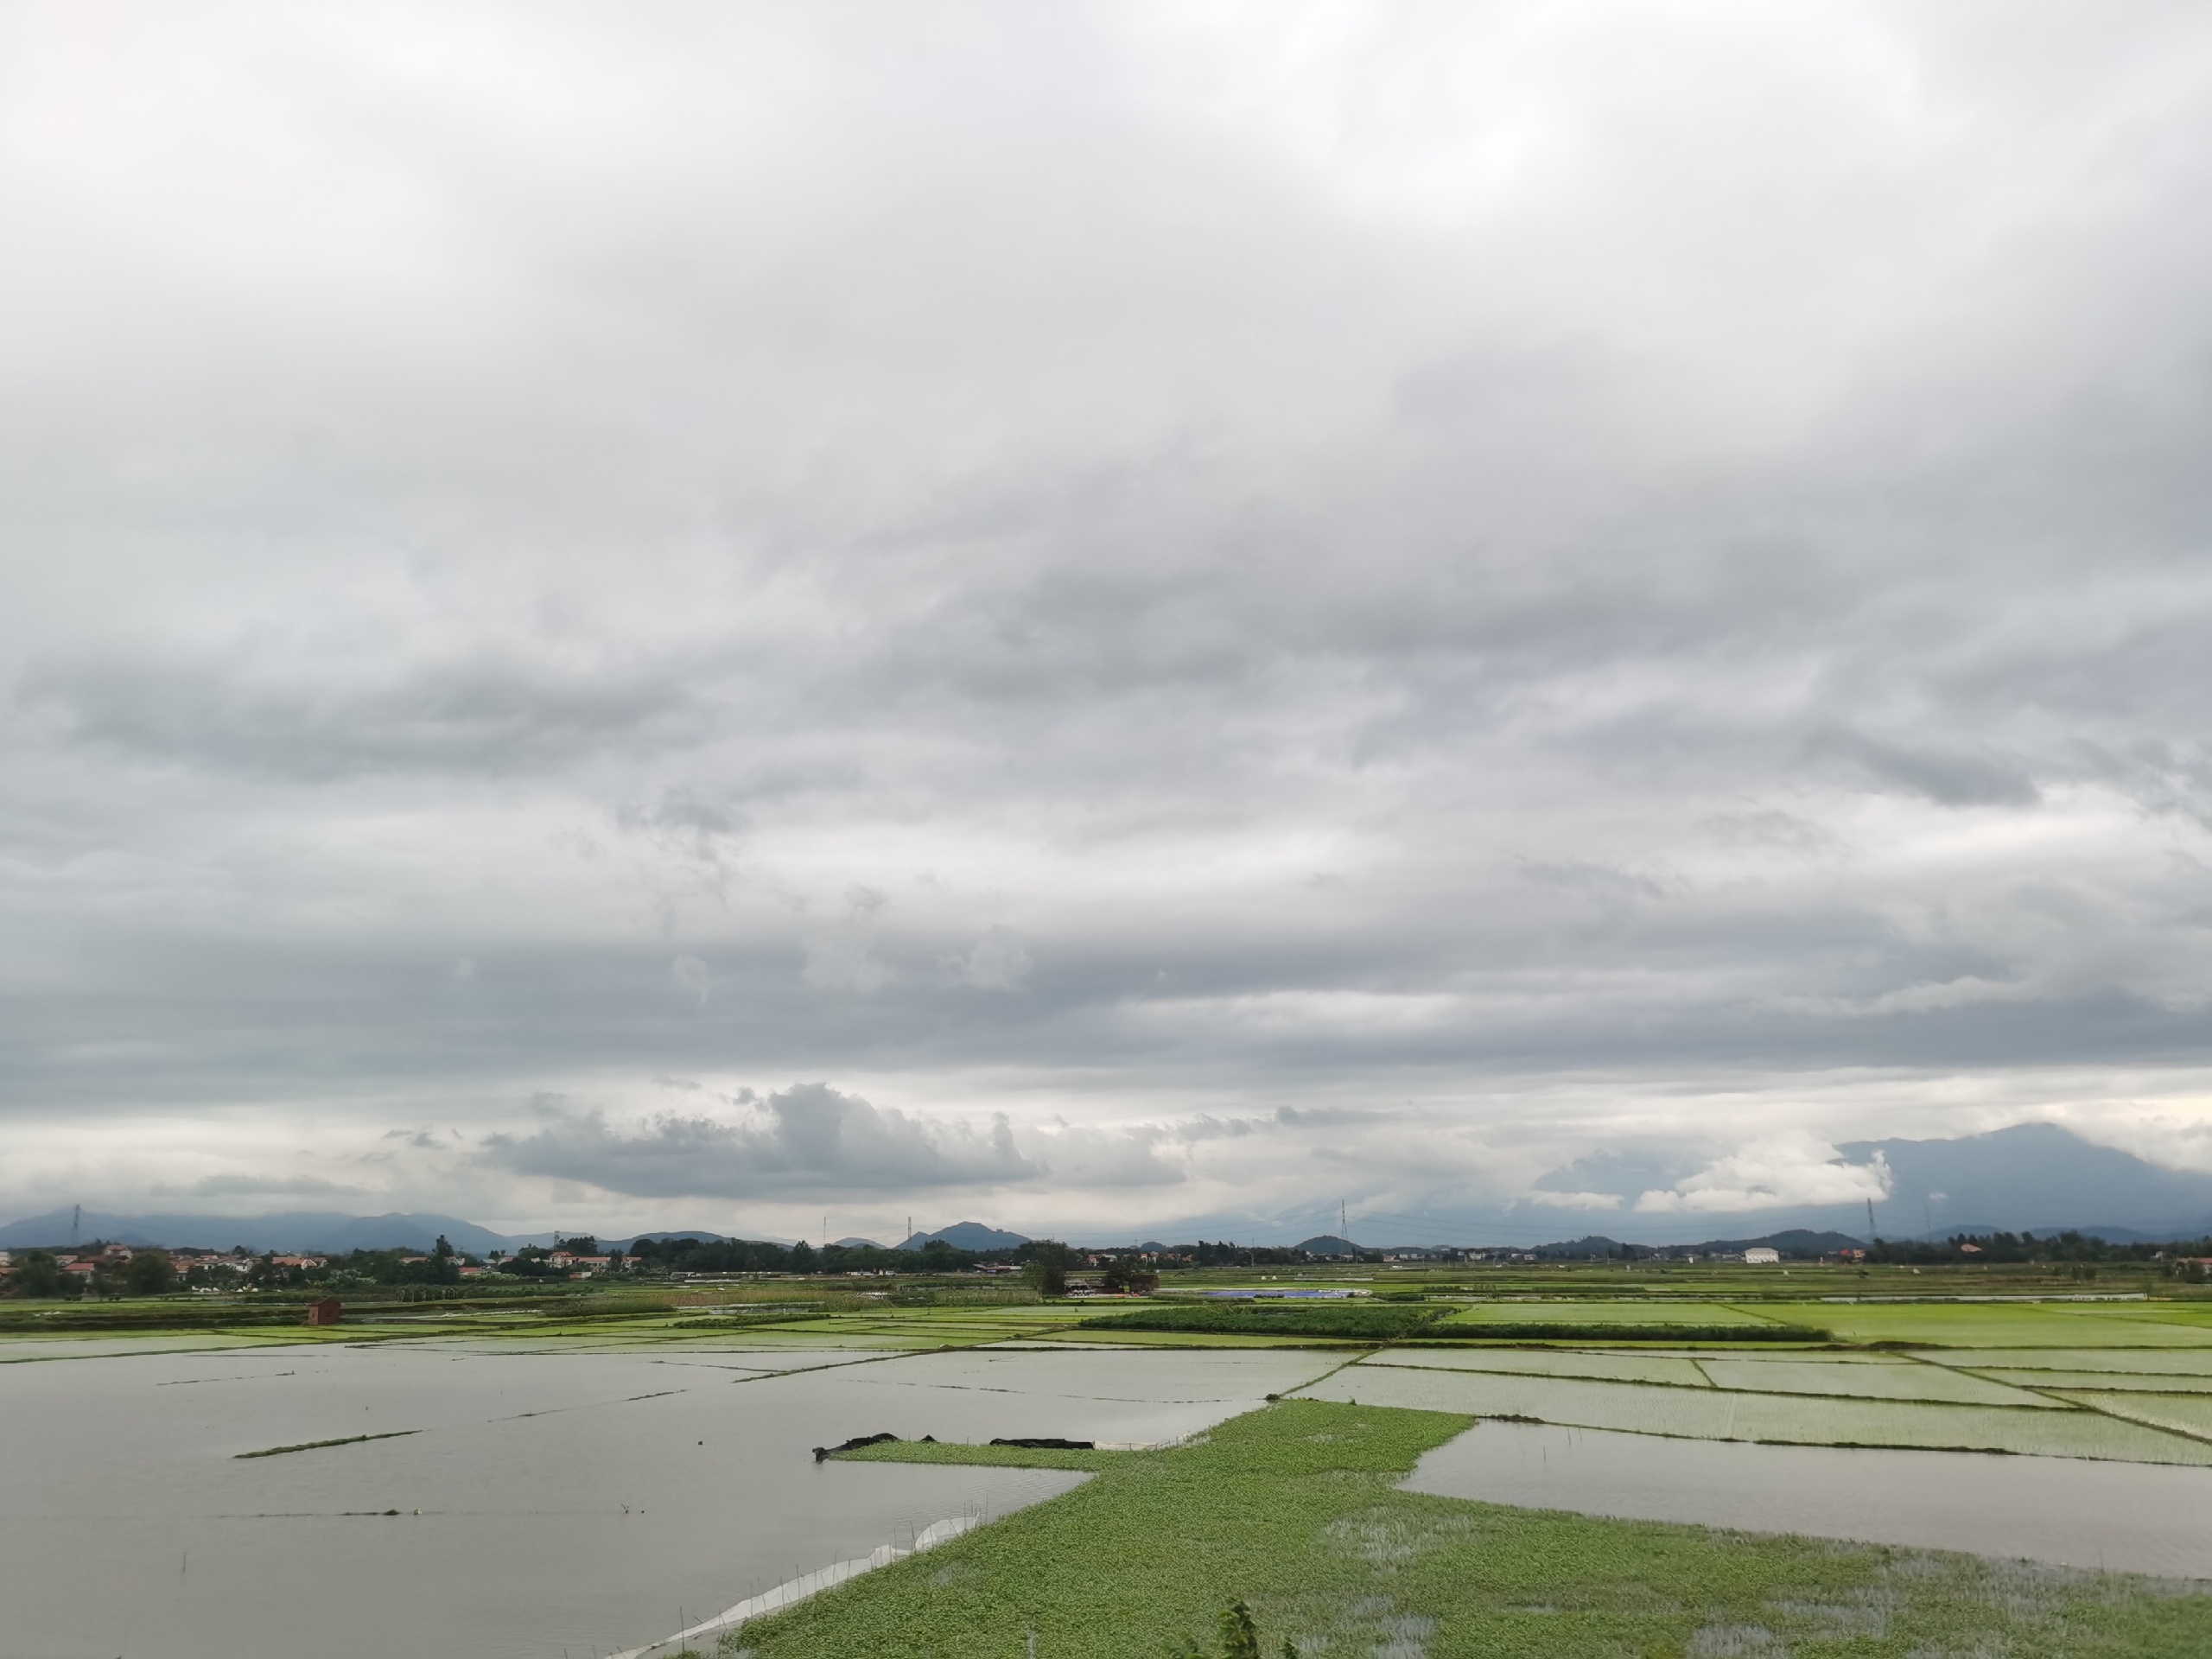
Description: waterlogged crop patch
xmin=1367 ymin=1348 xmax=1713 ymax=1387
xmin=1784 ymin=1304 xmax=2212 ymax=1349
xmin=1306 ymin=1364 xmax=2212 ymax=1464
xmin=1916 ymin=1349 xmax=2212 ymax=1377
xmin=1694 ymin=1357 xmax=2068 ymax=1408
xmin=1082 ymin=1302 xmax=1447 ymax=1340
xmin=1977 ymin=1370 xmax=2212 ymax=1394
xmin=2054 ymin=1391 xmax=2212 ymax=1441
xmin=1441 ymin=1300 xmax=1776 ymax=1326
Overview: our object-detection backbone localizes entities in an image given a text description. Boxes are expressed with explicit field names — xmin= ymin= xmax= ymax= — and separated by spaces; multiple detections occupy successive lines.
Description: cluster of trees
xmin=303 ymin=1237 xmax=466 ymax=1288
xmin=1 ymin=1248 xmax=183 ymax=1299
xmin=1866 ymin=1231 xmax=2212 ymax=1268
xmin=1153 ymin=1242 xmax=1325 ymax=1268
xmin=625 ymin=1234 xmax=1020 ymax=1276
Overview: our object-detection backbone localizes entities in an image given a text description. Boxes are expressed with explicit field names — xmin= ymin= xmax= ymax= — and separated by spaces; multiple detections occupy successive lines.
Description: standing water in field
xmin=1405 ymin=1419 xmax=2212 ymax=1578
xmin=0 ymin=1340 xmax=1329 ymax=1659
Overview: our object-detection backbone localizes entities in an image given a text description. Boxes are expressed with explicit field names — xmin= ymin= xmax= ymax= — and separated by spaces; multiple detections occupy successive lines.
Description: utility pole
xmin=1340 ymin=1198 xmax=1348 ymax=1238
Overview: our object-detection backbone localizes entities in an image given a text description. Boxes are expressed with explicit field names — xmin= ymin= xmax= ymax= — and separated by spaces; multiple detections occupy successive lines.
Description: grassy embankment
xmin=719 ymin=1400 xmax=2212 ymax=1658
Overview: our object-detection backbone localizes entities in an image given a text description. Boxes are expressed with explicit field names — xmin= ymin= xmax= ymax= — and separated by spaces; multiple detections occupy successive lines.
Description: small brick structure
xmin=304 ymin=1297 xmax=343 ymax=1326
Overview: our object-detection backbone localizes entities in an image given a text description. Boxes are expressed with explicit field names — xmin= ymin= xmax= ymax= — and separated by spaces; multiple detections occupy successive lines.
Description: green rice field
xmin=724 ymin=1399 xmax=2212 ymax=1658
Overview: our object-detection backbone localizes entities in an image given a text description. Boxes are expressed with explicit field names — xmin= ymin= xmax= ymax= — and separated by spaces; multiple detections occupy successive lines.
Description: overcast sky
xmin=5 ymin=2 xmax=2212 ymax=1245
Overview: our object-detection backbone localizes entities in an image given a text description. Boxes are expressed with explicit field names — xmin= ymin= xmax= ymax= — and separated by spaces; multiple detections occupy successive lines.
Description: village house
xmin=1743 ymin=1247 xmax=1782 ymax=1265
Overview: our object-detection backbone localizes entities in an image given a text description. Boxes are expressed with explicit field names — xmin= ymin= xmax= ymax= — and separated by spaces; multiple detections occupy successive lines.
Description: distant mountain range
xmin=1528 ymin=1230 xmax=1865 ymax=1260
xmin=1840 ymin=1122 xmax=2212 ymax=1241
xmin=8 ymin=1125 xmax=2211 ymax=1255
xmin=0 ymin=1209 xmax=540 ymax=1255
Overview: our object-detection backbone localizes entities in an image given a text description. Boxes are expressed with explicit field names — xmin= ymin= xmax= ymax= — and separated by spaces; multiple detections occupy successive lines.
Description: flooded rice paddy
xmin=1404 ymin=1419 xmax=2212 ymax=1577
xmin=13 ymin=1309 xmax=2212 ymax=1656
xmin=0 ymin=1338 xmax=1332 ymax=1659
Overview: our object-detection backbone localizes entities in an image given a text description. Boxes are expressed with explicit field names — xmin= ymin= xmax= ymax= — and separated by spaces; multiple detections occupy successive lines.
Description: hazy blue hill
xmin=1840 ymin=1122 xmax=2212 ymax=1238
xmin=1672 ymin=1229 xmax=1866 ymax=1256
xmin=897 ymin=1221 xmax=1030 ymax=1251
xmin=0 ymin=1210 xmax=538 ymax=1255
xmin=1293 ymin=1234 xmax=1363 ymax=1255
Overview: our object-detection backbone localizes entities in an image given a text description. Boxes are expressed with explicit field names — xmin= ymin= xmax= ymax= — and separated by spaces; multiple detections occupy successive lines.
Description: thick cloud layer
xmin=5 ymin=3 xmax=2212 ymax=1243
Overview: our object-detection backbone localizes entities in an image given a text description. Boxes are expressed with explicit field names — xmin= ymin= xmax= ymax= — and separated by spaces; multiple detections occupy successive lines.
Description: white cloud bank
xmin=1634 ymin=1138 xmax=1891 ymax=1216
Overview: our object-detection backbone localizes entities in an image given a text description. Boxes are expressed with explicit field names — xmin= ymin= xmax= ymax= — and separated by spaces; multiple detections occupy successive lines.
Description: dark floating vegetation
xmin=812 ymin=1431 xmax=901 ymax=1462
xmin=234 ymin=1429 xmax=420 ymax=1459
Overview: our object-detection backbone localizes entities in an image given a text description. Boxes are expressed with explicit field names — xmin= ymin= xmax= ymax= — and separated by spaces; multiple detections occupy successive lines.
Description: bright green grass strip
xmin=735 ymin=1401 xmax=2212 ymax=1658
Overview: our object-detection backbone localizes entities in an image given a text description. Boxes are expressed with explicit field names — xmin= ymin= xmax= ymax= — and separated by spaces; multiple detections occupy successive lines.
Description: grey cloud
xmin=1810 ymin=729 xmax=2044 ymax=809
xmin=18 ymin=647 xmax=702 ymax=780
xmin=5 ymin=5 xmax=2212 ymax=1232
xmin=163 ymin=1174 xmax=366 ymax=1198
xmin=480 ymin=1083 xmax=1038 ymax=1198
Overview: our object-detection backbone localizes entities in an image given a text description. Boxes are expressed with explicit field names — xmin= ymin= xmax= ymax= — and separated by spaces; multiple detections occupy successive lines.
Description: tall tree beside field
xmin=1020 ymin=1240 xmax=1073 ymax=1298
xmin=2 ymin=1250 xmax=73 ymax=1299
xmin=124 ymin=1249 xmax=176 ymax=1296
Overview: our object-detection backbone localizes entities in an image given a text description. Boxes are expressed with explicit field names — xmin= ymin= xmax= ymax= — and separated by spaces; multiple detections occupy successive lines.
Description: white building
xmin=1743 ymin=1247 xmax=1781 ymax=1265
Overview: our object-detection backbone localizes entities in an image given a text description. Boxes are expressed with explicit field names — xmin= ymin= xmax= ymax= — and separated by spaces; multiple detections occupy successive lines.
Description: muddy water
xmin=0 ymin=1339 xmax=1332 ymax=1659
xmin=1404 ymin=1419 xmax=2212 ymax=1578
